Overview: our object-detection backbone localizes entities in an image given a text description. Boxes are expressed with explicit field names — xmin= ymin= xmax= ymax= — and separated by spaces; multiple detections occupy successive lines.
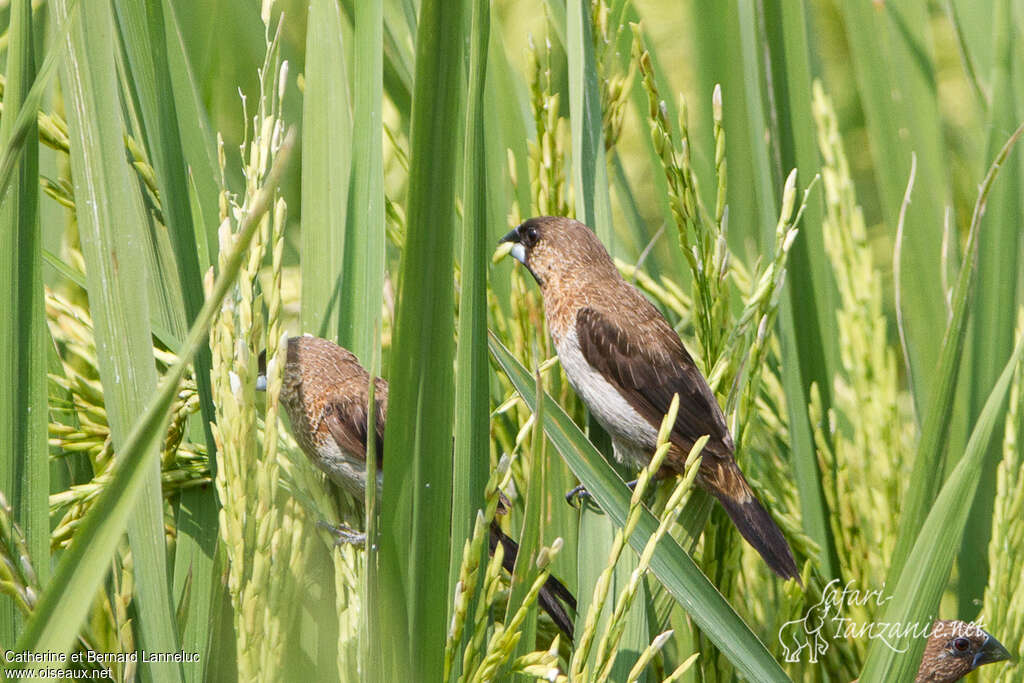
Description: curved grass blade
xmin=888 ymin=122 xmax=1024 ymax=583
xmin=858 ymin=333 xmax=1024 ymax=682
xmin=957 ymin=0 xmax=1023 ymax=612
xmin=490 ymin=334 xmax=790 ymax=683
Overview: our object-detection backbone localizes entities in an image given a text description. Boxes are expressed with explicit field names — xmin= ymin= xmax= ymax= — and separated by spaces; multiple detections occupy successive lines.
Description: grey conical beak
xmin=497 ymin=227 xmax=526 ymax=265
xmin=972 ymin=632 xmax=1012 ymax=669
xmin=255 ymin=374 xmax=267 ymax=392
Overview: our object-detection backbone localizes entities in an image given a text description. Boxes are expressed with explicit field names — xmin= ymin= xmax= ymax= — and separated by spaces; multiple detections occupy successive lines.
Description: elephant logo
xmin=779 ymin=592 xmax=835 ymax=663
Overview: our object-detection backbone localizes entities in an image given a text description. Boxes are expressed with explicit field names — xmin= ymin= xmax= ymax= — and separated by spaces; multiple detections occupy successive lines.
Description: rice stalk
xmin=810 ymin=81 xmax=915 ymax=599
xmin=209 ymin=13 xmax=308 ymax=679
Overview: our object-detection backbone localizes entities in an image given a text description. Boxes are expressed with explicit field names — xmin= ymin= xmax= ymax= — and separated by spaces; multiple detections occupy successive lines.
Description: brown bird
xmin=914 ymin=619 xmax=1011 ymax=683
xmin=499 ymin=216 xmax=799 ymax=581
xmin=257 ymin=335 xmax=577 ymax=638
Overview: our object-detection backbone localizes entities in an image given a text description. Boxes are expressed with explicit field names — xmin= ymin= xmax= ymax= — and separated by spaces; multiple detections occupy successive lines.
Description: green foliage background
xmin=1 ymin=0 xmax=1023 ymax=681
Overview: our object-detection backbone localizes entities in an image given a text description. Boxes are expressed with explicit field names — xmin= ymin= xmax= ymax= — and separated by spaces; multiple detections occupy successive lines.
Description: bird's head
xmin=917 ymin=620 xmax=1012 ymax=682
xmin=497 ymin=216 xmax=616 ymax=289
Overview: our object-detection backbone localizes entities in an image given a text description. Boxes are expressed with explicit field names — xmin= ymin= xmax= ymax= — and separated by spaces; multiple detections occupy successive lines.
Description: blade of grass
xmin=760 ymin=0 xmax=839 ymax=448
xmin=0 ymin=0 xmax=46 ymax=647
xmin=483 ymin=23 xmax=529 ymax=313
xmin=339 ymin=0 xmax=385 ymax=364
xmin=341 ymin=0 xmax=414 ymax=118
xmin=858 ymin=333 xmax=1024 ymax=682
xmin=688 ymin=0 xmax=761 ymax=255
xmin=301 ymin=0 xmax=351 ymax=338
xmin=11 ymin=129 xmax=295 ymax=674
xmin=487 ymin=23 xmax=533 ymax=224
xmin=837 ymin=0 xmax=950 ymax=416
xmin=379 ymin=0 xmax=466 ymax=678
xmin=735 ymin=0 xmax=836 ymax=580
xmin=0 ymin=0 xmax=77 ymax=201
xmin=490 ymin=334 xmax=791 ymax=683
xmin=449 ymin=0 xmax=491 ymax=663
xmin=888 ymin=121 xmax=1024 ymax=583
xmin=957 ymin=0 xmax=1022 ymax=615
xmin=113 ymin=4 xmax=220 ymax=676
xmin=52 ymin=0 xmax=183 ymax=678
xmin=161 ymin=0 xmax=223 ymax=262
xmin=566 ymin=0 xmax=613 ymax=243
xmin=345 ymin=0 xmax=387 ymax=678
xmin=506 ymin=369 xmax=546 ymax=660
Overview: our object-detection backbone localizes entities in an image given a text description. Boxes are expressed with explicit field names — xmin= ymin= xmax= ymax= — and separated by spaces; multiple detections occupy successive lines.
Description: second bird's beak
xmin=255 ymin=373 xmax=267 ymax=392
xmin=973 ymin=632 xmax=1013 ymax=669
xmin=496 ymin=228 xmax=527 ymax=266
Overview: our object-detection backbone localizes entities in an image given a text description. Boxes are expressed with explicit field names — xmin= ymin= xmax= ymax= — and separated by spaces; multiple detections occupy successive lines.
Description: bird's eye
xmin=522 ymin=226 xmax=539 ymax=248
xmin=952 ymin=637 xmax=970 ymax=652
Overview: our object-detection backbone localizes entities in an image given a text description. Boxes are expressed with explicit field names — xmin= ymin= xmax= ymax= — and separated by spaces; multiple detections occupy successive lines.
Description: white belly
xmin=555 ymin=327 xmax=658 ymax=467
xmin=316 ymin=440 xmax=382 ymax=502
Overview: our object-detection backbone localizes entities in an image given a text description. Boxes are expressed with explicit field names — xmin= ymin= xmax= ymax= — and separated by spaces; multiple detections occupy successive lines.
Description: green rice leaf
xmin=888 ymin=122 xmax=1024 ymax=584
xmin=836 ymin=0 xmax=950 ymax=416
xmin=378 ymin=0 xmax=466 ymax=678
xmin=301 ymin=0 xmax=352 ymax=338
xmin=956 ymin=0 xmax=1023 ymax=613
xmin=858 ymin=333 xmax=1024 ymax=682
xmin=449 ymin=0 xmax=491 ymax=665
xmin=0 ymin=0 xmax=46 ymax=647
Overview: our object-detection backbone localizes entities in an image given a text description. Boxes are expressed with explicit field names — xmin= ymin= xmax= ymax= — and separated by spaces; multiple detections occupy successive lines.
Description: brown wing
xmin=575 ymin=306 xmax=733 ymax=458
xmin=324 ymin=380 xmax=387 ymax=469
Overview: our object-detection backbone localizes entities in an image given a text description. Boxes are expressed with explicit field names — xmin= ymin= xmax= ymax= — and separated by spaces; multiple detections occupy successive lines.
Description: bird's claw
xmin=565 ymin=484 xmax=592 ymax=507
xmin=566 ymin=479 xmax=640 ymax=507
xmin=317 ymin=520 xmax=366 ymax=547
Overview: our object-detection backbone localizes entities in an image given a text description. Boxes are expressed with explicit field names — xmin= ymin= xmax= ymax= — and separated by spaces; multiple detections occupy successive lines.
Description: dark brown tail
xmin=488 ymin=521 xmax=576 ymax=639
xmin=701 ymin=460 xmax=801 ymax=583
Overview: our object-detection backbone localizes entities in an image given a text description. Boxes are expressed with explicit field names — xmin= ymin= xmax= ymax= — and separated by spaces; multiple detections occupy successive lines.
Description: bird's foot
xmin=565 ymin=484 xmax=591 ymax=507
xmin=317 ymin=520 xmax=366 ymax=547
xmin=566 ymin=479 xmax=639 ymax=507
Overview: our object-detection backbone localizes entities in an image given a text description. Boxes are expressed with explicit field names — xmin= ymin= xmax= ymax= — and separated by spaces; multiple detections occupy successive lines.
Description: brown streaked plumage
xmin=258 ymin=335 xmax=577 ymax=638
xmin=265 ymin=335 xmax=387 ymax=501
xmin=500 ymin=216 xmax=799 ymax=581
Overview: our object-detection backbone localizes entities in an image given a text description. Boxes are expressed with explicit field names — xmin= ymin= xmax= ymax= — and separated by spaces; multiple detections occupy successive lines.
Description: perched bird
xmin=913 ymin=619 xmax=1011 ymax=683
xmin=257 ymin=335 xmax=577 ymax=638
xmin=499 ymin=216 xmax=799 ymax=581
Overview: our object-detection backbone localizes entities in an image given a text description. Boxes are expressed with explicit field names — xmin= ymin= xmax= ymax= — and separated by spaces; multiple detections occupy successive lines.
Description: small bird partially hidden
xmin=913 ymin=619 xmax=1012 ymax=683
xmin=499 ymin=216 xmax=799 ymax=582
xmin=257 ymin=335 xmax=577 ymax=639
